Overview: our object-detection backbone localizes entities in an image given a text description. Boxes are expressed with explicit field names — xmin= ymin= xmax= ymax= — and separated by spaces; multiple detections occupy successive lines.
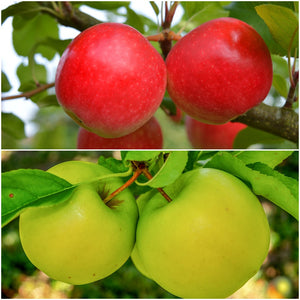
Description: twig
xmin=285 ymin=71 xmax=299 ymax=108
xmin=1 ymin=82 xmax=55 ymax=101
xmin=287 ymin=25 xmax=299 ymax=87
xmin=38 ymin=2 xmax=101 ymax=31
xmin=159 ymin=1 xmax=180 ymax=58
xmin=132 ymin=161 xmax=173 ymax=203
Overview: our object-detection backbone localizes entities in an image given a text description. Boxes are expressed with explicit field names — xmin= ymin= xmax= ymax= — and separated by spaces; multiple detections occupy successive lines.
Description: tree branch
xmin=159 ymin=2 xmax=180 ymax=59
xmin=232 ymin=103 xmax=298 ymax=144
xmin=1 ymin=83 xmax=55 ymax=101
xmin=38 ymin=2 xmax=101 ymax=31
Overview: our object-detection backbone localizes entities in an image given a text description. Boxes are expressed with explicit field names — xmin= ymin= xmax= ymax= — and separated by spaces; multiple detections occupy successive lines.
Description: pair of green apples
xmin=19 ymin=160 xmax=270 ymax=298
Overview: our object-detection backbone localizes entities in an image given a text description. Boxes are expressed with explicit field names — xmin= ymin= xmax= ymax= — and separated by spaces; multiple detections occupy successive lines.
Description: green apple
xmin=19 ymin=161 xmax=138 ymax=285
xmin=132 ymin=168 xmax=270 ymax=298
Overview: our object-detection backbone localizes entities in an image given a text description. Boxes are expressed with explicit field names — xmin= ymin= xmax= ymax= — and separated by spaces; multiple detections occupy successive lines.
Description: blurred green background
xmin=1 ymin=151 xmax=299 ymax=298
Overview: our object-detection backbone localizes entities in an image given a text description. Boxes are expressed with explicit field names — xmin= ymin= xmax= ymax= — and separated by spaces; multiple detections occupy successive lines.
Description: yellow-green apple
xmin=77 ymin=117 xmax=163 ymax=149
xmin=185 ymin=115 xmax=247 ymax=149
xmin=19 ymin=161 xmax=138 ymax=285
xmin=166 ymin=17 xmax=273 ymax=124
xmin=55 ymin=23 xmax=166 ymax=138
xmin=132 ymin=167 xmax=270 ymax=298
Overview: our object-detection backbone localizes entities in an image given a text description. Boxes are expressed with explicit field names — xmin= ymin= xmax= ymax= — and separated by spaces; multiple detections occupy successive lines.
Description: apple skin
xmin=77 ymin=117 xmax=163 ymax=149
xmin=132 ymin=168 xmax=270 ymax=298
xmin=19 ymin=161 xmax=138 ymax=285
xmin=55 ymin=23 xmax=167 ymax=138
xmin=185 ymin=115 xmax=247 ymax=149
xmin=166 ymin=17 xmax=273 ymax=124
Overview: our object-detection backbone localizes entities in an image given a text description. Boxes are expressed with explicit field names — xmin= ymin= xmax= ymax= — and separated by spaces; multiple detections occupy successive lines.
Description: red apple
xmin=55 ymin=23 xmax=166 ymax=138
xmin=166 ymin=17 xmax=273 ymax=124
xmin=186 ymin=115 xmax=247 ymax=149
xmin=77 ymin=117 xmax=163 ymax=149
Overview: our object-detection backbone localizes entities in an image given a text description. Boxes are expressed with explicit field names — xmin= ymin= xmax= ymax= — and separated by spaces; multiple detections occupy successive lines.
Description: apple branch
xmin=38 ymin=2 xmax=101 ymax=31
xmin=1 ymin=83 xmax=55 ymax=101
xmin=232 ymin=103 xmax=298 ymax=144
xmin=159 ymin=2 xmax=180 ymax=58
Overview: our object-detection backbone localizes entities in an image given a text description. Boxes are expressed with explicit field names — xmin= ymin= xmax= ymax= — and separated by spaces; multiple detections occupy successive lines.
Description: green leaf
xmin=249 ymin=162 xmax=298 ymax=200
xmin=136 ymin=151 xmax=189 ymax=188
xmin=123 ymin=151 xmax=162 ymax=162
xmin=161 ymin=97 xmax=177 ymax=115
xmin=1 ymin=112 xmax=26 ymax=140
xmin=272 ymin=54 xmax=289 ymax=78
xmin=1 ymin=72 xmax=12 ymax=93
xmin=17 ymin=63 xmax=47 ymax=92
xmin=205 ymin=152 xmax=298 ymax=220
xmin=13 ymin=13 xmax=59 ymax=59
xmin=31 ymin=94 xmax=58 ymax=108
xmin=98 ymin=155 xmax=129 ymax=174
xmin=2 ymin=2 xmax=41 ymax=24
xmin=235 ymin=151 xmax=293 ymax=168
xmin=179 ymin=2 xmax=229 ymax=31
xmin=255 ymin=4 xmax=298 ymax=53
xmin=233 ymin=127 xmax=284 ymax=149
xmin=271 ymin=55 xmax=289 ymax=98
xmin=150 ymin=1 xmax=160 ymax=15
xmin=37 ymin=37 xmax=72 ymax=56
xmin=184 ymin=151 xmax=201 ymax=172
xmin=2 ymin=169 xmax=76 ymax=227
xmin=126 ymin=7 xmax=145 ymax=33
xmin=273 ymin=74 xmax=289 ymax=98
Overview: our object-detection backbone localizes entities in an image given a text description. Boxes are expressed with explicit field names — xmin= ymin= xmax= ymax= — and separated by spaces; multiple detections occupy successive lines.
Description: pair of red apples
xmin=55 ymin=17 xmax=273 ymax=149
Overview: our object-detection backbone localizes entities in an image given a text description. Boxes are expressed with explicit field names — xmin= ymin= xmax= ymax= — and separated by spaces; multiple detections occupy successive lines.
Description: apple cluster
xmin=19 ymin=161 xmax=270 ymax=298
xmin=55 ymin=18 xmax=273 ymax=149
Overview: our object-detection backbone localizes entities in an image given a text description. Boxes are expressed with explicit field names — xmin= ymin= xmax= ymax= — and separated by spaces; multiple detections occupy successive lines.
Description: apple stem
xmin=103 ymin=168 xmax=143 ymax=204
xmin=131 ymin=161 xmax=173 ymax=203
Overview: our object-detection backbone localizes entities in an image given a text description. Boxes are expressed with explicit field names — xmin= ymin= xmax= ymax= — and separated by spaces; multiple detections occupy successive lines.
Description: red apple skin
xmin=55 ymin=23 xmax=167 ymax=138
xmin=186 ymin=115 xmax=247 ymax=149
xmin=77 ymin=117 xmax=163 ymax=149
xmin=166 ymin=17 xmax=273 ymax=124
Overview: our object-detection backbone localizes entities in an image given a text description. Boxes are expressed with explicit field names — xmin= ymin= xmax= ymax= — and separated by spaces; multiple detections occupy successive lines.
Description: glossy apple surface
xmin=132 ymin=168 xmax=270 ymax=298
xmin=55 ymin=23 xmax=166 ymax=138
xmin=19 ymin=161 xmax=138 ymax=284
xmin=186 ymin=115 xmax=247 ymax=149
xmin=166 ymin=17 xmax=273 ymax=124
xmin=77 ymin=117 xmax=163 ymax=149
